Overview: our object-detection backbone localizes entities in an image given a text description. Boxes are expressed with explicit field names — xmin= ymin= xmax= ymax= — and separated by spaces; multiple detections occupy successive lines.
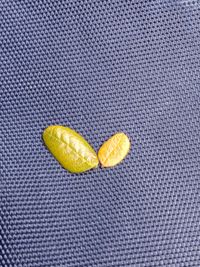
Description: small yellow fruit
xmin=43 ymin=125 xmax=98 ymax=173
xmin=98 ymin=132 xmax=130 ymax=167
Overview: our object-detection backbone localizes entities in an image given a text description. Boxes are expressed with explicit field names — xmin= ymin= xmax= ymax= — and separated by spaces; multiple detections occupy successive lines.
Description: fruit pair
xmin=43 ymin=125 xmax=130 ymax=173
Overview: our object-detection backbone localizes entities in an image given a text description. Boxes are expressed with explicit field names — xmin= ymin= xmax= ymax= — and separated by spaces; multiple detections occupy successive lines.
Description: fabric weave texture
xmin=1 ymin=1 xmax=200 ymax=266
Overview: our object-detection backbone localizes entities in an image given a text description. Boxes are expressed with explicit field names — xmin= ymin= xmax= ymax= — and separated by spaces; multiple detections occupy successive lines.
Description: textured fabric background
xmin=1 ymin=1 xmax=200 ymax=266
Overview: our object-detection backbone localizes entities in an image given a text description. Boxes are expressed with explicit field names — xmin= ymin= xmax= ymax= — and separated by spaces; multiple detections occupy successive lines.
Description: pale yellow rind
xmin=43 ymin=125 xmax=99 ymax=173
xmin=98 ymin=132 xmax=130 ymax=167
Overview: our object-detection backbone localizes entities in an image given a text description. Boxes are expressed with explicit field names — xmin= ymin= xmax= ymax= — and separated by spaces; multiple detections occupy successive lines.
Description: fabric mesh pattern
xmin=1 ymin=1 xmax=200 ymax=266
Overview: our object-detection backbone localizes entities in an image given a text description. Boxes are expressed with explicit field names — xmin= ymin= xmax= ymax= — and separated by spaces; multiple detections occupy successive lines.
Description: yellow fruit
xmin=98 ymin=132 xmax=130 ymax=167
xmin=43 ymin=125 xmax=98 ymax=173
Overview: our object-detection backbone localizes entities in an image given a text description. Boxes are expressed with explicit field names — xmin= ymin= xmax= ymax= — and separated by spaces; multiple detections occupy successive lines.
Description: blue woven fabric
xmin=1 ymin=1 xmax=200 ymax=266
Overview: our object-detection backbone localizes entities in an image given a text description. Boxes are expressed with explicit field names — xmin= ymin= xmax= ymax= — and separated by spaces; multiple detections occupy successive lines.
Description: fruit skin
xmin=98 ymin=132 xmax=130 ymax=168
xmin=43 ymin=125 xmax=99 ymax=173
